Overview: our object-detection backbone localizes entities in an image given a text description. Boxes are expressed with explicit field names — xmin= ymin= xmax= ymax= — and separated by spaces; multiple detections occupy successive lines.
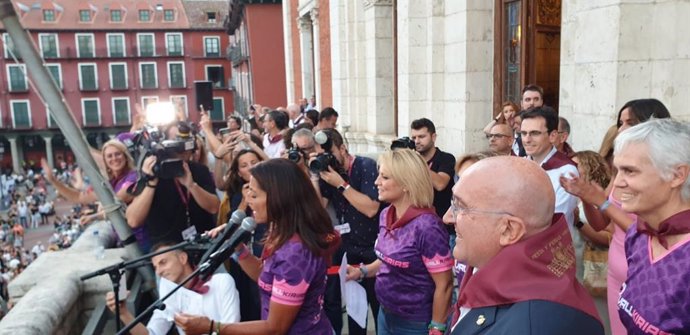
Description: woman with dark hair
xmin=560 ymin=98 xmax=671 ymax=335
xmin=175 ymin=159 xmax=340 ymax=334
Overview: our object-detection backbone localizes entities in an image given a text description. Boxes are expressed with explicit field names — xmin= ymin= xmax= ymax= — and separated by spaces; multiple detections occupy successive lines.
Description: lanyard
xmin=174 ymin=180 xmax=191 ymax=227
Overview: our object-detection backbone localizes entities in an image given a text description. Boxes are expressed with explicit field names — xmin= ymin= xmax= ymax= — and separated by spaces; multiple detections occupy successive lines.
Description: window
xmin=107 ymin=33 xmax=125 ymax=57
xmin=141 ymin=96 xmax=158 ymax=110
xmin=110 ymin=9 xmax=122 ymax=22
xmin=168 ymin=62 xmax=185 ymax=88
xmin=47 ymin=105 xmax=58 ymax=128
xmin=210 ymin=98 xmax=224 ymax=121
xmin=76 ymin=34 xmax=95 ymax=58
xmin=79 ymin=10 xmax=91 ymax=22
xmin=206 ymin=65 xmax=225 ymax=88
xmin=207 ymin=12 xmax=216 ymax=23
xmin=43 ymin=9 xmax=55 ymax=22
xmin=12 ymin=100 xmax=31 ymax=128
xmin=139 ymin=62 xmax=157 ymax=89
xmin=165 ymin=33 xmax=183 ymax=56
xmin=170 ymin=95 xmax=188 ymax=117
xmin=46 ymin=64 xmax=62 ymax=89
xmin=109 ymin=63 xmax=128 ymax=90
xmin=3 ymin=34 xmax=19 ymax=60
xmin=164 ymin=9 xmax=174 ymax=21
xmin=112 ymin=98 xmax=130 ymax=125
xmin=137 ymin=33 xmax=155 ymax=57
xmin=204 ymin=37 xmax=220 ymax=57
xmin=39 ymin=34 xmax=59 ymax=58
xmin=139 ymin=10 xmax=150 ymax=22
xmin=79 ymin=63 xmax=98 ymax=91
xmin=82 ymin=98 xmax=100 ymax=127
xmin=7 ymin=64 xmax=27 ymax=92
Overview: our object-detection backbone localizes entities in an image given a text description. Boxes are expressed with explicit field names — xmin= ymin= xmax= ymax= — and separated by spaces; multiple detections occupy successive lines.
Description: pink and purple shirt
xmin=374 ymin=206 xmax=453 ymax=321
xmin=618 ymin=212 xmax=690 ymax=334
xmin=258 ymin=238 xmax=332 ymax=334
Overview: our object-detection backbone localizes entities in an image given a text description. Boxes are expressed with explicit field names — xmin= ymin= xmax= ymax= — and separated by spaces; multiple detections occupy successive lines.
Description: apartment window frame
xmin=38 ymin=33 xmax=59 ymax=58
xmin=112 ymin=97 xmax=131 ymax=125
xmin=46 ymin=104 xmax=58 ymax=128
xmin=164 ymin=9 xmax=174 ymax=22
xmin=141 ymin=96 xmax=159 ymax=110
xmin=205 ymin=64 xmax=225 ymax=89
xmin=203 ymin=36 xmax=221 ymax=57
xmin=138 ymin=9 xmax=151 ymax=22
xmin=167 ymin=61 xmax=185 ymax=89
xmin=11 ymin=99 xmax=31 ymax=128
xmin=43 ymin=9 xmax=55 ymax=22
xmin=78 ymin=63 xmax=99 ymax=91
xmin=109 ymin=62 xmax=128 ymax=90
xmin=75 ymin=33 xmax=96 ymax=58
xmin=106 ymin=33 xmax=126 ymax=57
xmin=81 ymin=98 xmax=101 ymax=127
xmin=165 ymin=32 xmax=183 ymax=56
xmin=139 ymin=62 xmax=158 ymax=89
xmin=45 ymin=63 xmax=62 ymax=89
xmin=137 ymin=33 xmax=155 ymax=57
xmin=110 ymin=9 xmax=122 ymax=22
xmin=79 ymin=10 xmax=91 ymax=22
xmin=3 ymin=33 xmax=18 ymax=59
xmin=169 ymin=95 xmax=188 ymax=118
xmin=7 ymin=64 xmax=27 ymax=92
xmin=210 ymin=97 xmax=225 ymax=121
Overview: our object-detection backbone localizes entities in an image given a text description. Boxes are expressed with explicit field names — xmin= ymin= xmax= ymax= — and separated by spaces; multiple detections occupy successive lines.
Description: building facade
xmin=0 ymin=0 xmax=232 ymax=173
xmin=283 ymin=0 xmax=690 ymax=155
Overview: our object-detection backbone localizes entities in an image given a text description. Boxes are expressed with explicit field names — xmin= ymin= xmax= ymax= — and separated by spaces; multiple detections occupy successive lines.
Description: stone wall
xmin=0 ymin=221 xmax=127 ymax=334
xmin=560 ymin=0 xmax=690 ymax=152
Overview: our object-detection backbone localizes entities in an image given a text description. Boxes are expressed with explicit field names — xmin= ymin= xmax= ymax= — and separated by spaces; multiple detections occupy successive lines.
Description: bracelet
xmin=428 ymin=320 xmax=447 ymax=332
xmin=209 ymin=320 xmax=214 ymax=335
xmin=598 ymin=199 xmax=611 ymax=212
xmin=358 ymin=263 xmax=368 ymax=282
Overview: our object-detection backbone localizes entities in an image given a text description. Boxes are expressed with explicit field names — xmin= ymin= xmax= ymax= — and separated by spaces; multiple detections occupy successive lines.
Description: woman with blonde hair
xmin=347 ymin=149 xmax=453 ymax=335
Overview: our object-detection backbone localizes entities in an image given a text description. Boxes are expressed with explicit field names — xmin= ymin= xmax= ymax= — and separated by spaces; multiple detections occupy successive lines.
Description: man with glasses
xmin=520 ymin=107 xmax=582 ymax=276
xmin=486 ymin=123 xmax=515 ymax=156
xmin=446 ymin=156 xmax=604 ymax=335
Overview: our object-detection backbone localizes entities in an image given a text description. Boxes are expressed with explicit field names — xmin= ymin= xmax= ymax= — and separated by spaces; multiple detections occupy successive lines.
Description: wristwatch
xmin=575 ymin=220 xmax=585 ymax=229
xmin=337 ymin=182 xmax=350 ymax=193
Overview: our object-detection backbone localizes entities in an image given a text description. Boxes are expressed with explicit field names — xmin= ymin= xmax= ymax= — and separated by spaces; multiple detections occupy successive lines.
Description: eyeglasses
xmin=450 ymin=198 xmax=512 ymax=218
xmin=519 ymin=130 xmax=548 ymax=138
xmin=486 ymin=133 xmax=511 ymax=140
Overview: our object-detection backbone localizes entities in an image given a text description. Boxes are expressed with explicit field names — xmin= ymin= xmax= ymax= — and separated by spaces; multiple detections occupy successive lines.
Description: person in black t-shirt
xmin=410 ymin=118 xmax=456 ymax=234
xmin=126 ymin=124 xmax=219 ymax=252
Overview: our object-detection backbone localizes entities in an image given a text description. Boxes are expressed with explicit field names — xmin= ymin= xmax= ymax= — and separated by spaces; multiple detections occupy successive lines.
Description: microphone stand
xmin=116 ymin=239 xmax=236 ymax=335
xmin=80 ymin=239 xmax=205 ymax=333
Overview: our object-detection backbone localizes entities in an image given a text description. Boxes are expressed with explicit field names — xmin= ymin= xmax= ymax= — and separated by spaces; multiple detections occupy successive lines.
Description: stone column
xmin=42 ymin=135 xmax=54 ymax=169
xmin=7 ymin=136 xmax=21 ymax=174
xmin=363 ymin=0 xmax=394 ymax=137
xmin=297 ymin=15 xmax=315 ymax=101
xmin=310 ymin=8 xmax=322 ymax=110
xmin=282 ymin=1 xmax=295 ymax=104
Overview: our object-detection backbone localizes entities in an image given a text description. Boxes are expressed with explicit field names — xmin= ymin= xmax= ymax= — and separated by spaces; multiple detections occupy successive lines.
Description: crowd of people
xmin=9 ymin=90 xmax=686 ymax=334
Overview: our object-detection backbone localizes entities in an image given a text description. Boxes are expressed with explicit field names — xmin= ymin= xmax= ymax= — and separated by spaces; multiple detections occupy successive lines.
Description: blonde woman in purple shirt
xmin=347 ymin=149 xmax=453 ymax=335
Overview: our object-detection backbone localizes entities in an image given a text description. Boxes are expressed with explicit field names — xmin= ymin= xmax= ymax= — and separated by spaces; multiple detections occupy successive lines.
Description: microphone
xmin=198 ymin=210 xmax=246 ymax=265
xmin=199 ymin=217 xmax=257 ymax=281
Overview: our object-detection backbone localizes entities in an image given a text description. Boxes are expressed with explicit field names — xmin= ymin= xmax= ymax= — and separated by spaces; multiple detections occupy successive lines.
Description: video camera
xmin=131 ymin=103 xmax=197 ymax=180
xmin=390 ymin=136 xmax=416 ymax=150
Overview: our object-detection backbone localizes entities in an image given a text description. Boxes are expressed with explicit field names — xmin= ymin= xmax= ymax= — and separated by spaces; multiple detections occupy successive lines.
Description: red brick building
xmin=225 ymin=0 xmax=286 ymax=112
xmin=0 ymin=0 xmax=232 ymax=173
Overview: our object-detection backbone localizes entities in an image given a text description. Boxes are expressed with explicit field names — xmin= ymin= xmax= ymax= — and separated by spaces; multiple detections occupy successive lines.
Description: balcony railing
xmin=9 ymin=46 xmax=228 ymax=60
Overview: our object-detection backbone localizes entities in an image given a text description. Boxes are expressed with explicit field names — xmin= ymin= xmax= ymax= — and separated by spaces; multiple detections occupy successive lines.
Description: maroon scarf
xmin=636 ymin=209 xmax=690 ymax=249
xmin=383 ymin=206 xmax=437 ymax=237
xmin=267 ymin=133 xmax=283 ymax=144
xmin=187 ymin=270 xmax=210 ymax=294
xmin=452 ymin=214 xmax=600 ymax=324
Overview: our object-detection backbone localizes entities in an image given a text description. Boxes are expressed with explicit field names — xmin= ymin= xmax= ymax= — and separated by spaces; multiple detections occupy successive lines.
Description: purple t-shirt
xmin=374 ymin=207 xmax=453 ymax=321
xmin=258 ymin=238 xmax=332 ymax=334
xmin=111 ymin=170 xmax=149 ymax=251
xmin=618 ymin=221 xmax=690 ymax=334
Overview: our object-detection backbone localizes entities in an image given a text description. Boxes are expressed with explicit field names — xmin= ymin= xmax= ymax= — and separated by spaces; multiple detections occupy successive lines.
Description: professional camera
xmin=309 ymin=131 xmax=340 ymax=173
xmin=287 ymin=148 xmax=303 ymax=163
xmin=131 ymin=103 xmax=197 ymax=180
xmin=390 ymin=136 xmax=416 ymax=150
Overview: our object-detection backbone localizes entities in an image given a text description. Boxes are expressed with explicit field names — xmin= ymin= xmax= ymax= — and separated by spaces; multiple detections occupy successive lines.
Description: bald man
xmin=447 ymin=156 xmax=603 ymax=335
xmin=487 ymin=123 xmax=515 ymax=156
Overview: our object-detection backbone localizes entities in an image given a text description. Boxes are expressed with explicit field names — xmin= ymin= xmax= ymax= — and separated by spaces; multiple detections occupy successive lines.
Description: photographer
xmin=126 ymin=123 xmax=219 ymax=252
xmin=309 ymin=128 xmax=381 ymax=335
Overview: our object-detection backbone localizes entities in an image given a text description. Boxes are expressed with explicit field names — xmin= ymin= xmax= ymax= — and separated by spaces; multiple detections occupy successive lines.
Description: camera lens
xmin=287 ymin=149 xmax=301 ymax=162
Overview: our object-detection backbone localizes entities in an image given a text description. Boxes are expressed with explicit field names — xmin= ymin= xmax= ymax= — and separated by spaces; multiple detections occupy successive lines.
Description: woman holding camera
xmin=175 ymin=159 xmax=340 ymax=334
xmin=346 ymin=149 xmax=453 ymax=335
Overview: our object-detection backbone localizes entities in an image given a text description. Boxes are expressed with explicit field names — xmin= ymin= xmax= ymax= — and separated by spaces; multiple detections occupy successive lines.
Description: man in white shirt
xmin=106 ymin=242 xmax=240 ymax=335
xmin=262 ymin=110 xmax=288 ymax=158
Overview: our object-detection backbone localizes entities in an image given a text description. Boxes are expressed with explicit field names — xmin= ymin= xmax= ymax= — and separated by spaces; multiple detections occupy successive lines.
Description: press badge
xmin=334 ymin=223 xmax=351 ymax=235
xmin=181 ymin=225 xmax=198 ymax=241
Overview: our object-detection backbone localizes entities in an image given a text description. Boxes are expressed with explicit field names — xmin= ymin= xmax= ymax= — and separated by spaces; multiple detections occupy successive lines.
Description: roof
xmin=180 ymin=0 xmax=228 ymax=29
xmin=0 ymin=0 xmax=205 ymax=30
